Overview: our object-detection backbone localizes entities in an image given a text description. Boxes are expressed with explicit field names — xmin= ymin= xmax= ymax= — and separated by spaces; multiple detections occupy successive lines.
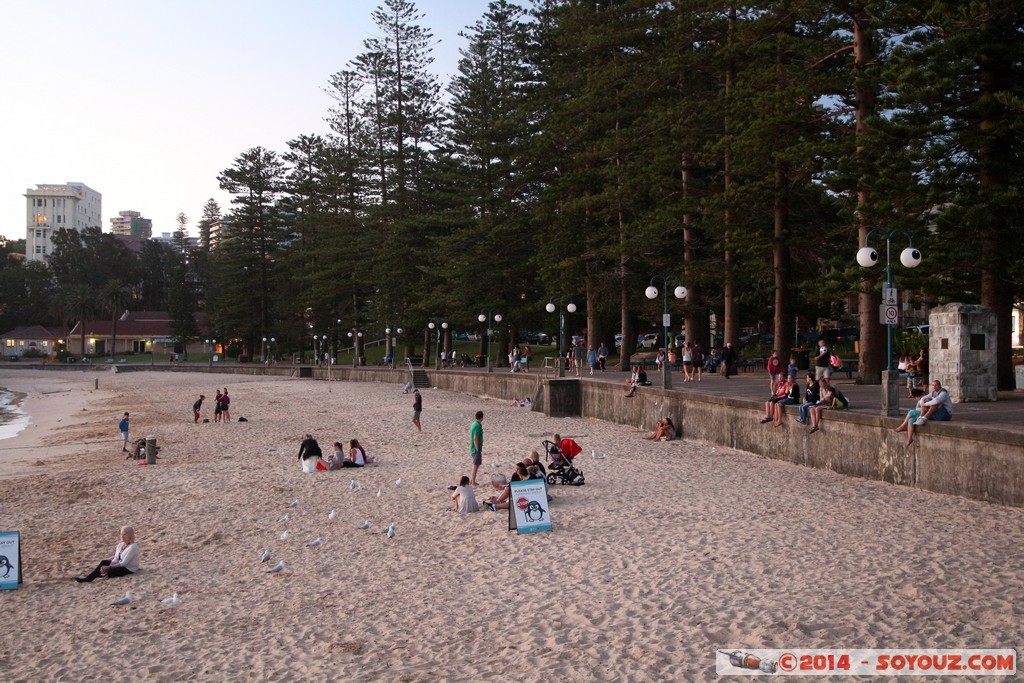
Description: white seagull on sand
xmin=267 ymin=560 xmax=286 ymax=574
xmin=160 ymin=593 xmax=180 ymax=607
xmin=111 ymin=591 xmax=134 ymax=606
xmin=306 ymin=538 xmax=322 ymax=549
xmin=260 ymin=549 xmax=271 ymax=563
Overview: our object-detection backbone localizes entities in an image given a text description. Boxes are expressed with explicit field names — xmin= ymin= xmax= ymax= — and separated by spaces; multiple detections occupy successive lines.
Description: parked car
xmin=908 ymin=324 xmax=929 ymax=335
xmin=639 ymin=333 xmax=660 ymax=349
xmin=674 ymin=334 xmax=686 ymax=348
xmin=452 ymin=331 xmax=470 ymax=341
xmin=614 ymin=334 xmax=622 ymax=349
xmin=522 ymin=331 xmax=551 ymax=345
xmin=468 ymin=333 xmax=482 ymax=341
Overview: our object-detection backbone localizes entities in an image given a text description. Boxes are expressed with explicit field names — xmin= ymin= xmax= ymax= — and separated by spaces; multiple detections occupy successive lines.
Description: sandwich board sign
xmin=0 ymin=531 xmax=22 ymax=589
xmin=507 ymin=479 xmax=553 ymax=534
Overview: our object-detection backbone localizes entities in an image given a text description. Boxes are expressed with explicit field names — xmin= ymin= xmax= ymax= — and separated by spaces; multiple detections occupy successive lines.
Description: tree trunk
xmin=772 ymin=158 xmax=792 ymax=356
xmin=854 ymin=7 xmax=884 ymax=384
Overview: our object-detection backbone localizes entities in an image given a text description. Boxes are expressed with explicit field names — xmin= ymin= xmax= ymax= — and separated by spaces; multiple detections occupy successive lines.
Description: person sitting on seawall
xmin=452 ymin=475 xmax=480 ymax=513
xmin=76 ymin=526 xmax=140 ymax=583
xmin=894 ymin=387 xmax=927 ymax=446
xmin=913 ymin=380 xmax=953 ymax=427
xmin=344 ymin=439 xmax=368 ymax=467
xmin=794 ymin=373 xmax=820 ymax=425
xmin=770 ymin=375 xmax=801 ymax=427
xmin=298 ymin=433 xmax=327 ymax=473
xmin=645 ymin=417 xmax=677 ymax=441
xmin=759 ymin=377 xmax=790 ymax=423
xmin=807 ymin=378 xmax=848 ymax=434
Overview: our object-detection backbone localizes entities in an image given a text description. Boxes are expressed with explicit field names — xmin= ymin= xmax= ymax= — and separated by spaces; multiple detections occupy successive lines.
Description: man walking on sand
xmin=118 ymin=412 xmax=130 ymax=452
xmin=412 ymin=389 xmax=422 ymax=432
xmin=469 ymin=411 xmax=484 ymax=486
xmin=193 ymin=395 xmax=205 ymax=424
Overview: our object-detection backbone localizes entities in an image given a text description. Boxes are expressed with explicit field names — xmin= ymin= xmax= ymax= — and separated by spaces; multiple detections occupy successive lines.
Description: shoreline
xmin=0 ymin=369 xmax=1021 ymax=680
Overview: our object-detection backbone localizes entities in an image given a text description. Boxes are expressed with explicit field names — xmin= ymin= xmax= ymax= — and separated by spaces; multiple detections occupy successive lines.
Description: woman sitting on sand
xmin=451 ymin=476 xmax=480 ymax=513
xmin=326 ymin=443 xmax=346 ymax=470
xmin=298 ymin=434 xmax=327 ymax=473
xmin=645 ymin=417 xmax=677 ymax=441
xmin=344 ymin=439 xmax=369 ymax=467
xmin=75 ymin=526 xmax=140 ymax=583
xmin=485 ymin=474 xmax=511 ymax=511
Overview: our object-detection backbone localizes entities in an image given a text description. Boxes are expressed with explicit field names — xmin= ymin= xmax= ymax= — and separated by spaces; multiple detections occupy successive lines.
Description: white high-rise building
xmin=109 ymin=210 xmax=153 ymax=238
xmin=24 ymin=182 xmax=102 ymax=262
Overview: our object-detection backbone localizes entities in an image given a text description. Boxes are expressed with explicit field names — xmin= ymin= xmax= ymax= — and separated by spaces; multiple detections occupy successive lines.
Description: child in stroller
xmin=542 ymin=434 xmax=585 ymax=486
xmin=125 ymin=438 xmax=160 ymax=461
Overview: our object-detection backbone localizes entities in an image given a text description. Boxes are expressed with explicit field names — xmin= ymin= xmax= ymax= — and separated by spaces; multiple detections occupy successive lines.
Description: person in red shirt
xmin=766 ymin=350 xmax=783 ymax=391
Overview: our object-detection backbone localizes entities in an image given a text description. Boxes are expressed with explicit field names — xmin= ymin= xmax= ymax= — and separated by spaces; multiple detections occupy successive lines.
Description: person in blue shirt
xmin=118 ymin=412 xmax=130 ymax=452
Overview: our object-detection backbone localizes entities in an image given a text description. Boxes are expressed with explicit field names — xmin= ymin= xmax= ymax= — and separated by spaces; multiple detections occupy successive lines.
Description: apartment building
xmin=109 ymin=210 xmax=153 ymax=238
xmin=24 ymin=182 xmax=102 ymax=262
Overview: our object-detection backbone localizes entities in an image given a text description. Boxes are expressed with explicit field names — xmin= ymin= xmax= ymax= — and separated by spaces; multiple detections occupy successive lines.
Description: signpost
xmin=0 ymin=531 xmax=21 ymax=589
xmin=507 ymin=480 xmax=553 ymax=534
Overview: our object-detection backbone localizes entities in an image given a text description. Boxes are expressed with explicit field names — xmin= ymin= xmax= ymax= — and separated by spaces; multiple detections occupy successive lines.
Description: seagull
xmin=267 ymin=560 xmax=286 ymax=574
xmin=111 ymin=591 xmax=134 ymax=606
xmin=287 ymin=499 xmax=300 ymax=508
xmin=328 ymin=509 xmax=337 ymax=521
xmin=376 ymin=488 xmax=382 ymax=498
xmin=593 ymin=451 xmax=607 ymax=460
xmin=394 ymin=477 xmax=402 ymax=486
xmin=280 ymin=530 xmax=290 ymax=541
xmin=386 ymin=522 xmax=396 ymax=538
xmin=278 ymin=513 xmax=290 ymax=524
xmin=359 ymin=520 xmax=371 ymax=530
xmin=306 ymin=538 xmax=322 ymax=549
xmin=349 ymin=479 xmax=358 ymax=492
xmin=160 ymin=593 xmax=180 ymax=607
xmin=260 ymin=549 xmax=271 ymax=563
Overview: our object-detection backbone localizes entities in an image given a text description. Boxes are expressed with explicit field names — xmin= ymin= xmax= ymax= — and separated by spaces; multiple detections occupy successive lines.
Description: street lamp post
xmin=857 ymin=230 xmax=922 ymax=416
xmin=545 ymin=298 xmax=577 ymax=378
xmin=428 ymin=321 xmax=449 ymax=370
xmin=347 ymin=330 xmax=363 ymax=368
xmin=312 ymin=334 xmax=321 ymax=367
xmin=385 ymin=327 xmax=402 ymax=368
xmin=645 ymin=276 xmax=687 ymax=390
xmin=478 ymin=310 xmax=502 ymax=373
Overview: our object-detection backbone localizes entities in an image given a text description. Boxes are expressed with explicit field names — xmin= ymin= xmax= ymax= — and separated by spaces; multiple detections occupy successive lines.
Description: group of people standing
xmin=192 ymin=389 xmax=232 ymax=423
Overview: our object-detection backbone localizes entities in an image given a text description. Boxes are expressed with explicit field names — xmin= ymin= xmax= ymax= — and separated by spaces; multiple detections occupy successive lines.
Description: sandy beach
xmin=0 ymin=368 xmax=1022 ymax=681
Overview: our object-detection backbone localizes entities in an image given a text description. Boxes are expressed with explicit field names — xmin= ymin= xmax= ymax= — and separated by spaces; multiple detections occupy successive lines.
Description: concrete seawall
xmin=10 ymin=363 xmax=1023 ymax=506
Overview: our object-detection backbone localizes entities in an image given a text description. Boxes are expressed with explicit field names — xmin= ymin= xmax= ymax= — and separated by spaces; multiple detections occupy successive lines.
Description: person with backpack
xmin=807 ymin=378 xmax=849 ymax=434
xmin=691 ymin=343 xmax=705 ymax=381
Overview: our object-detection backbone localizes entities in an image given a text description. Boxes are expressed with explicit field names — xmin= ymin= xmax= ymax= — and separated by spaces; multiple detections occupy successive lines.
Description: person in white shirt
xmin=345 ymin=439 xmax=367 ymax=467
xmin=452 ymin=476 xmax=480 ymax=513
xmin=75 ymin=526 xmax=141 ymax=582
xmin=914 ymin=380 xmax=953 ymax=425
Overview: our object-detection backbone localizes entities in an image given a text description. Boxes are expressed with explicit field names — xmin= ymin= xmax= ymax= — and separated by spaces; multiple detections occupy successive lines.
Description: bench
xmin=830 ymin=359 xmax=858 ymax=379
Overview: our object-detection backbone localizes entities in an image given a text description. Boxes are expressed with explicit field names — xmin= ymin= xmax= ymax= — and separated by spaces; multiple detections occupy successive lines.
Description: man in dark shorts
xmin=193 ymin=395 xmax=205 ymax=424
xmin=469 ymin=411 xmax=483 ymax=486
xmin=412 ymin=389 xmax=422 ymax=431
xmin=213 ymin=390 xmax=223 ymax=423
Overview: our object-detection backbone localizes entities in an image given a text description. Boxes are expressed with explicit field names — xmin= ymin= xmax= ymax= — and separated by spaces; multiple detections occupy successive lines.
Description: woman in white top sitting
xmin=451 ymin=475 xmax=480 ymax=513
xmin=76 ymin=526 xmax=141 ymax=582
xmin=344 ymin=439 xmax=366 ymax=467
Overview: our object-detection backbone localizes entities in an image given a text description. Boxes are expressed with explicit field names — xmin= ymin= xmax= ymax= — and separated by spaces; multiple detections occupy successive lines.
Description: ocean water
xmin=0 ymin=388 xmax=30 ymax=441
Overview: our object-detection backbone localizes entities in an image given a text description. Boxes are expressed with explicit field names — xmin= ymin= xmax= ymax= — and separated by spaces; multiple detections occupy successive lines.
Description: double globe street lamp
xmin=857 ymin=229 xmax=922 ymax=416
xmin=385 ymin=327 xmax=402 ymax=368
xmin=478 ymin=310 xmax=502 ymax=373
xmin=428 ymin=321 xmax=449 ymax=370
xmin=545 ymin=298 xmax=577 ymax=378
xmin=645 ymin=277 xmax=687 ymax=389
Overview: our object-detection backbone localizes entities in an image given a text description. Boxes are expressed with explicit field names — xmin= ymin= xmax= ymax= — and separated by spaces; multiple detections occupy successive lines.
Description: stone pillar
xmin=928 ymin=303 xmax=997 ymax=402
xmin=881 ymin=370 xmax=900 ymax=417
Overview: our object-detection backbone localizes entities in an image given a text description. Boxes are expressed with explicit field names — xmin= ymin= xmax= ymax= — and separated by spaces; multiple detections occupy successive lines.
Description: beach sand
xmin=0 ymin=368 xmax=1022 ymax=681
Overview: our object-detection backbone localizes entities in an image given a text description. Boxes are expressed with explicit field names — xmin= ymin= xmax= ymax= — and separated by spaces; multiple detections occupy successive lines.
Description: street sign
xmin=880 ymin=304 xmax=899 ymax=325
xmin=883 ymin=287 xmax=898 ymax=306
xmin=663 ymin=313 xmax=671 ymax=328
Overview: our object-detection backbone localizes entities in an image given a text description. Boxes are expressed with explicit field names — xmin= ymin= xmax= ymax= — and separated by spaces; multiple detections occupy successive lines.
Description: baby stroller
xmin=542 ymin=439 xmax=585 ymax=486
xmin=126 ymin=438 xmax=160 ymax=461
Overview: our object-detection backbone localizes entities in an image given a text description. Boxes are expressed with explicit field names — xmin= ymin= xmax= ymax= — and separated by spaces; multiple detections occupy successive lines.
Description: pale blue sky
xmin=0 ymin=0 xmax=493 ymax=242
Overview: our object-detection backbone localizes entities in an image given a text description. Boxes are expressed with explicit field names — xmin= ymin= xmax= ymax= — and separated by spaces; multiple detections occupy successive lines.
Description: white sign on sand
xmin=0 ymin=531 xmax=21 ymax=589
